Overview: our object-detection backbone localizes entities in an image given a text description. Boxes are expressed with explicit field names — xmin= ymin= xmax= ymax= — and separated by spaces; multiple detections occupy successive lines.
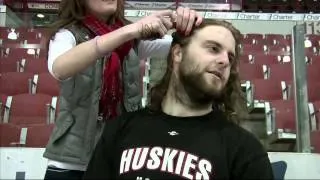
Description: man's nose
xmin=216 ymin=51 xmax=230 ymax=66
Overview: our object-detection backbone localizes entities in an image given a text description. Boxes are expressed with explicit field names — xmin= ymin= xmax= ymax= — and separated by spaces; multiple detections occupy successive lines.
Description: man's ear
xmin=172 ymin=44 xmax=183 ymax=63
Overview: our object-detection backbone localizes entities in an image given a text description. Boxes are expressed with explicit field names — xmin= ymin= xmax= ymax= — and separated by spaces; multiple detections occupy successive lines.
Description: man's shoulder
xmin=116 ymin=108 xmax=154 ymax=124
xmin=220 ymin=120 xmax=265 ymax=150
xmin=120 ymin=108 xmax=153 ymax=119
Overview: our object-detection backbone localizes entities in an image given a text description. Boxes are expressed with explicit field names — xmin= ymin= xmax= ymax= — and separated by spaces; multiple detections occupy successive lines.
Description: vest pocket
xmin=51 ymin=115 xmax=75 ymax=144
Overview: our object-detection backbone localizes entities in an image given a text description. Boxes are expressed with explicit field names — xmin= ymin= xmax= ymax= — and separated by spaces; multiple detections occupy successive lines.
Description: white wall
xmin=231 ymin=20 xmax=297 ymax=34
xmin=0 ymin=5 xmax=6 ymax=26
xmin=127 ymin=16 xmax=298 ymax=35
xmin=1 ymin=148 xmax=320 ymax=180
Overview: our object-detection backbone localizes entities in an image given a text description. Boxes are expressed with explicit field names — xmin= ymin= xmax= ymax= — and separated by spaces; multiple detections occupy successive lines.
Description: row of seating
xmin=242 ymin=34 xmax=320 ymax=46
xmin=0 ymin=94 xmax=319 ymax=150
xmin=264 ymin=100 xmax=320 ymax=144
xmin=0 ymin=57 xmax=48 ymax=73
xmin=239 ymin=62 xmax=320 ymax=82
xmin=1 ymin=47 xmax=47 ymax=59
xmin=0 ymin=27 xmax=47 ymax=45
xmin=0 ymin=123 xmax=54 ymax=147
xmin=0 ymin=72 xmax=59 ymax=96
xmin=311 ymin=131 xmax=320 ymax=153
xmin=246 ymin=80 xmax=320 ymax=105
xmin=0 ymin=93 xmax=58 ymax=125
xmin=242 ymin=0 xmax=320 ymax=13
xmin=240 ymin=54 xmax=320 ymax=64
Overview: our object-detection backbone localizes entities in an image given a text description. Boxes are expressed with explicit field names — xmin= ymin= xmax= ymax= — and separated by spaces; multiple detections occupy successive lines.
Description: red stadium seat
xmin=2 ymin=48 xmax=38 ymax=59
xmin=311 ymin=131 xmax=320 ymax=153
xmin=307 ymin=61 xmax=320 ymax=82
xmin=0 ymin=72 xmax=33 ymax=95
xmin=241 ymin=37 xmax=255 ymax=45
xmin=21 ymin=58 xmax=48 ymax=74
xmin=0 ymin=124 xmax=21 ymax=147
xmin=248 ymin=79 xmax=286 ymax=101
xmin=252 ymin=54 xmax=280 ymax=65
xmin=33 ymin=73 xmax=59 ymax=96
xmin=305 ymin=47 xmax=318 ymax=56
xmin=306 ymin=34 xmax=320 ymax=48
xmin=5 ymin=94 xmax=53 ymax=125
xmin=305 ymin=0 xmax=320 ymax=12
xmin=308 ymin=82 xmax=320 ymax=102
xmin=309 ymin=101 xmax=320 ymax=131
xmin=246 ymin=33 xmax=264 ymax=42
xmin=264 ymin=34 xmax=285 ymax=45
xmin=0 ymin=94 xmax=7 ymax=123
xmin=0 ymin=59 xmax=19 ymax=73
xmin=307 ymin=55 xmax=320 ymax=64
xmin=24 ymin=124 xmax=54 ymax=147
xmin=239 ymin=63 xmax=265 ymax=81
xmin=268 ymin=64 xmax=293 ymax=81
xmin=242 ymin=0 xmax=260 ymax=12
xmin=265 ymin=100 xmax=296 ymax=143
xmin=22 ymin=32 xmax=41 ymax=44
xmin=242 ymin=44 xmax=266 ymax=55
xmin=239 ymin=54 xmax=253 ymax=63
xmin=267 ymin=44 xmax=290 ymax=55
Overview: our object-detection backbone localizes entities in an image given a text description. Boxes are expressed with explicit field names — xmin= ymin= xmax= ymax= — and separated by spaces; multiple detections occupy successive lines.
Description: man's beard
xmin=172 ymin=56 xmax=225 ymax=109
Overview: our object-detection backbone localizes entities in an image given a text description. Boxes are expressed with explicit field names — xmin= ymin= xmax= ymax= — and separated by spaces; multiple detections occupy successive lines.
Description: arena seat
xmin=2 ymin=47 xmax=38 ymax=59
xmin=0 ymin=59 xmax=19 ymax=73
xmin=308 ymin=101 xmax=320 ymax=131
xmin=22 ymin=32 xmax=42 ymax=45
xmin=265 ymin=100 xmax=296 ymax=143
xmin=307 ymin=55 xmax=320 ymax=64
xmin=239 ymin=63 xmax=266 ymax=81
xmin=307 ymin=82 xmax=320 ymax=102
xmin=264 ymin=34 xmax=286 ymax=45
xmin=3 ymin=94 xmax=56 ymax=125
xmin=267 ymin=44 xmax=290 ymax=55
xmin=241 ymin=37 xmax=255 ymax=45
xmin=246 ymin=33 xmax=264 ymax=42
xmin=311 ymin=131 xmax=320 ymax=153
xmin=0 ymin=123 xmax=21 ymax=147
xmin=239 ymin=54 xmax=253 ymax=63
xmin=251 ymin=54 xmax=280 ymax=65
xmin=306 ymin=34 xmax=320 ymax=48
xmin=20 ymin=58 xmax=48 ymax=74
xmin=0 ymin=94 xmax=7 ymax=123
xmin=268 ymin=63 xmax=293 ymax=81
xmin=305 ymin=0 xmax=320 ymax=12
xmin=0 ymin=72 xmax=33 ymax=95
xmin=305 ymin=47 xmax=318 ymax=56
xmin=307 ymin=62 xmax=320 ymax=82
xmin=32 ymin=73 xmax=59 ymax=96
xmin=24 ymin=124 xmax=54 ymax=147
xmin=242 ymin=0 xmax=260 ymax=12
xmin=246 ymin=79 xmax=287 ymax=110
xmin=242 ymin=44 xmax=266 ymax=55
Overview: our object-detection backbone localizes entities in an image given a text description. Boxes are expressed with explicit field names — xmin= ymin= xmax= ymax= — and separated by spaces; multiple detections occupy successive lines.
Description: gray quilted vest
xmin=43 ymin=25 xmax=142 ymax=165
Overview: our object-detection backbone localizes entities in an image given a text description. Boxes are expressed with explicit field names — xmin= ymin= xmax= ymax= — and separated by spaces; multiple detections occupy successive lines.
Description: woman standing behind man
xmin=43 ymin=0 xmax=203 ymax=179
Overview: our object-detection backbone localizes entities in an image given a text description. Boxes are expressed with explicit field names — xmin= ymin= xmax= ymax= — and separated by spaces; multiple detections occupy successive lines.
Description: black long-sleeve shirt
xmin=84 ymin=108 xmax=274 ymax=180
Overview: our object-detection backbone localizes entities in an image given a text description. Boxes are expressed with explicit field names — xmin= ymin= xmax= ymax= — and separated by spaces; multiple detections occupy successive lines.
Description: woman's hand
xmin=173 ymin=7 xmax=203 ymax=36
xmin=130 ymin=8 xmax=203 ymax=40
xmin=133 ymin=10 xmax=174 ymax=40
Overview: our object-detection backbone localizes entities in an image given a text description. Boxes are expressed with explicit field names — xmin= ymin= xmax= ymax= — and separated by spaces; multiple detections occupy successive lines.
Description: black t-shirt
xmin=84 ymin=108 xmax=274 ymax=180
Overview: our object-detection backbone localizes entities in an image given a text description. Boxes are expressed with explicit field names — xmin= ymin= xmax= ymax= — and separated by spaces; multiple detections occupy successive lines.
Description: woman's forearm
xmin=52 ymin=24 xmax=139 ymax=80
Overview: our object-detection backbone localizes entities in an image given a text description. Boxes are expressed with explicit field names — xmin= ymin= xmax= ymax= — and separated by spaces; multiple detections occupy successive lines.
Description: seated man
xmin=84 ymin=19 xmax=274 ymax=180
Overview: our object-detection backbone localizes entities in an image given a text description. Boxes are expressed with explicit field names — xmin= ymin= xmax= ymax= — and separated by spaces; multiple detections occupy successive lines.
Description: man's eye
xmin=229 ymin=54 xmax=235 ymax=63
xmin=210 ymin=46 xmax=219 ymax=53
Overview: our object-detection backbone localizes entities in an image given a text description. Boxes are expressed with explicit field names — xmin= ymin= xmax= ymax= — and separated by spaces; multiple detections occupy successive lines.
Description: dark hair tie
xmin=172 ymin=31 xmax=185 ymax=44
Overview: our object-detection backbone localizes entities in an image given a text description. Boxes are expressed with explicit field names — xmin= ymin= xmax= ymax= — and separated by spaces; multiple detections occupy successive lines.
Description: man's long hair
xmin=47 ymin=0 xmax=128 ymax=39
xmin=149 ymin=19 xmax=248 ymax=123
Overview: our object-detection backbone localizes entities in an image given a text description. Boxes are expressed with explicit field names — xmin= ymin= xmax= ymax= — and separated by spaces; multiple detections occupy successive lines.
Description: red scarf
xmin=82 ymin=15 xmax=133 ymax=120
